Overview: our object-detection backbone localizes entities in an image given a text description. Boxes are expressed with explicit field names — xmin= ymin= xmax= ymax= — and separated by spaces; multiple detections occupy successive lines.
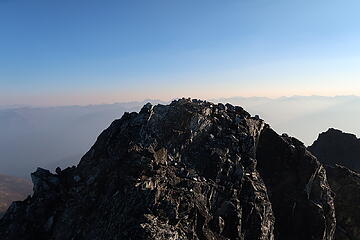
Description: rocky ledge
xmin=0 ymin=98 xmax=338 ymax=239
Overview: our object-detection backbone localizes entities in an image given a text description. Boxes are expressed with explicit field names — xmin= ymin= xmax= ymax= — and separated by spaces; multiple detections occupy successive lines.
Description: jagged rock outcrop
xmin=325 ymin=165 xmax=360 ymax=240
xmin=309 ymin=128 xmax=360 ymax=239
xmin=0 ymin=99 xmax=336 ymax=240
xmin=309 ymin=128 xmax=360 ymax=172
xmin=257 ymin=129 xmax=335 ymax=240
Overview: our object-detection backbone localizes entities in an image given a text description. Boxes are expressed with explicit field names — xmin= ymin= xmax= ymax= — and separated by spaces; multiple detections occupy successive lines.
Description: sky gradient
xmin=1 ymin=0 xmax=360 ymax=106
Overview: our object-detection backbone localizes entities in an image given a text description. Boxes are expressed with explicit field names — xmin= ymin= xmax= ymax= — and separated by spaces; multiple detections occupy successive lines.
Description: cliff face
xmin=309 ymin=128 xmax=360 ymax=172
xmin=0 ymin=99 xmax=336 ymax=240
xmin=257 ymin=129 xmax=335 ymax=240
xmin=325 ymin=165 xmax=360 ymax=240
xmin=309 ymin=129 xmax=360 ymax=240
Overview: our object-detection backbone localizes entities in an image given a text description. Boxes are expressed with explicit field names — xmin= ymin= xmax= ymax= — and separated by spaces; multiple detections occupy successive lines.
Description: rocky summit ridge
xmin=0 ymin=98 xmax=340 ymax=239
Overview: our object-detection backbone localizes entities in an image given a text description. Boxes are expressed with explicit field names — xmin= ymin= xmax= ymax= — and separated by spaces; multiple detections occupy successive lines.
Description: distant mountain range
xmin=1 ymin=96 xmax=360 ymax=178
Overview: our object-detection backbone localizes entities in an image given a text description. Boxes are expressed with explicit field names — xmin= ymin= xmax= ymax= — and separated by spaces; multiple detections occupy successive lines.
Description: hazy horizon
xmin=1 ymin=94 xmax=360 ymax=108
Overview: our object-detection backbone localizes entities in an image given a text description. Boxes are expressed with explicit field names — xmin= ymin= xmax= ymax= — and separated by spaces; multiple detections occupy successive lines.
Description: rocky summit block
xmin=0 ymin=98 xmax=336 ymax=240
xmin=309 ymin=128 xmax=360 ymax=172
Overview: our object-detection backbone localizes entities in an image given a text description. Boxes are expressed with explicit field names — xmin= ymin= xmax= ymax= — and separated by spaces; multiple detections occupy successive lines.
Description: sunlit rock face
xmin=0 ymin=98 xmax=336 ymax=240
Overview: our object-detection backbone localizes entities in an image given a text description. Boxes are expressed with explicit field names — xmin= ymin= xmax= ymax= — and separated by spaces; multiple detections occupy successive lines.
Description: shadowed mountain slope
xmin=309 ymin=128 xmax=360 ymax=172
xmin=309 ymin=129 xmax=360 ymax=240
xmin=325 ymin=165 xmax=360 ymax=240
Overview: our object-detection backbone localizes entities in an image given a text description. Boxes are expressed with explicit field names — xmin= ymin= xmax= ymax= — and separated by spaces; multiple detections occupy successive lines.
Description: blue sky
xmin=1 ymin=0 xmax=360 ymax=105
